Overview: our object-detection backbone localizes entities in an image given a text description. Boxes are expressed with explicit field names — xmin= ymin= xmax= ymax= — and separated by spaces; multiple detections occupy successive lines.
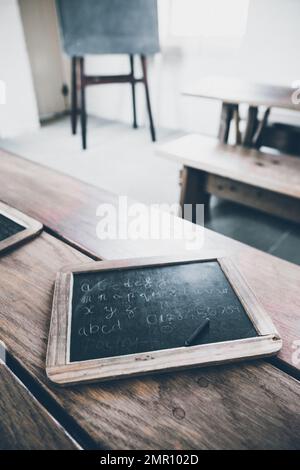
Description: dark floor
xmin=207 ymin=196 xmax=300 ymax=266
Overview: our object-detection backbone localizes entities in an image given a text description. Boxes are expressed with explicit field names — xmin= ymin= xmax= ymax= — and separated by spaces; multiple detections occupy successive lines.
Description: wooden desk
xmin=183 ymin=77 xmax=300 ymax=146
xmin=0 ymin=232 xmax=299 ymax=449
xmin=0 ymin=357 xmax=79 ymax=450
xmin=0 ymin=148 xmax=299 ymax=375
xmin=0 ymin=148 xmax=299 ymax=449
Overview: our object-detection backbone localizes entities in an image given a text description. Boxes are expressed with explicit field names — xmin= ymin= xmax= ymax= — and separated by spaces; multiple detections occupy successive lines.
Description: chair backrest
xmin=56 ymin=0 xmax=160 ymax=56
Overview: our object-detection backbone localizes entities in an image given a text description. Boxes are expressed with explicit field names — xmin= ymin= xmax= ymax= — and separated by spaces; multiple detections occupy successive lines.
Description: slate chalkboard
xmin=0 ymin=214 xmax=25 ymax=242
xmin=70 ymin=261 xmax=258 ymax=363
xmin=56 ymin=0 xmax=160 ymax=55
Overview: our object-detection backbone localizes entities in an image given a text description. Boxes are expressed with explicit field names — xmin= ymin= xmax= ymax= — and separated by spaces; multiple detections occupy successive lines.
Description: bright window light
xmin=170 ymin=0 xmax=250 ymax=38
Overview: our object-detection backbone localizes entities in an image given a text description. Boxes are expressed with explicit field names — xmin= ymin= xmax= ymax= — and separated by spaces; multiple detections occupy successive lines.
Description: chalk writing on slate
xmin=70 ymin=261 xmax=258 ymax=362
xmin=0 ymin=214 xmax=25 ymax=242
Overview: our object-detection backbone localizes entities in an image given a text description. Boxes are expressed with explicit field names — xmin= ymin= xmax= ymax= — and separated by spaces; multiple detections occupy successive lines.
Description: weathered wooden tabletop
xmin=0 ymin=148 xmax=299 ymax=449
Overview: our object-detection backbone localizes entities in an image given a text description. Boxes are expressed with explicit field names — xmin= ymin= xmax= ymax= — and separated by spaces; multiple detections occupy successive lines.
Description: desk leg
xmin=218 ymin=103 xmax=235 ymax=143
xmin=71 ymin=57 xmax=78 ymax=135
xmin=180 ymin=166 xmax=210 ymax=224
xmin=243 ymin=105 xmax=258 ymax=147
xmin=141 ymin=55 xmax=156 ymax=142
xmin=234 ymin=105 xmax=242 ymax=145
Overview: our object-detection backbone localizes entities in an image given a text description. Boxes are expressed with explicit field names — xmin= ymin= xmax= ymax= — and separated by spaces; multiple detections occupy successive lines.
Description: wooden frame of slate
xmin=0 ymin=340 xmax=6 ymax=364
xmin=0 ymin=201 xmax=43 ymax=254
xmin=46 ymin=253 xmax=282 ymax=386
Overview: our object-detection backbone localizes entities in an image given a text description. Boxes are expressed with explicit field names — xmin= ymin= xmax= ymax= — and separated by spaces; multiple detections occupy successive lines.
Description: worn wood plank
xmin=183 ymin=77 xmax=300 ymax=111
xmin=0 ymin=148 xmax=299 ymax=373
xmin=0 ymin=233 xmax=299 ymax=449
xmin=0 ymin=148 xmax=208 ymax=259
xmin=157 ymin=134 xmax=300 ymax=199
xmin=0 ymin=361 xmax=79 ymax=450
xmin=218 ymin=103 xmax=236 ymax=143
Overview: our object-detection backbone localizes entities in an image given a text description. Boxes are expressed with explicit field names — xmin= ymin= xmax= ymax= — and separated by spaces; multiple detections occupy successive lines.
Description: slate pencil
xmin=184 ymin=318 xmax=210 ymax=347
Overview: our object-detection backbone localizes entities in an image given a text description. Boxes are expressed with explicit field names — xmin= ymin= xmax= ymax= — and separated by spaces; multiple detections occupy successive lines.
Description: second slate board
xmin=0 ymin=201 xmax=43 ymax=254
xmin=46 ymin=253 xmax=282 ymax=385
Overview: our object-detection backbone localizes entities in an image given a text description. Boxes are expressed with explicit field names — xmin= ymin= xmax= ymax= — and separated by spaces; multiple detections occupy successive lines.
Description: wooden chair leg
xmin=79 ymin=57 xmax=87 ymax=150
xmin=71 ymin=57 xmax=78 ymax=135
xmin=233 ymin=105 xmax=241 ymax=145
xmin=130 ymin=55 xmax=137 ymax=129
xmin=180 ymin=166 xmax=210 ymax=224
xmin=140 ymin=55 xmax=156 ymax=142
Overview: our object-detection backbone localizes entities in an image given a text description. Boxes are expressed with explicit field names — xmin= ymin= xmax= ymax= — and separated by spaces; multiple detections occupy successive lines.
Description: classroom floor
xmin=1 ymin=115 xmax=300 ymax=265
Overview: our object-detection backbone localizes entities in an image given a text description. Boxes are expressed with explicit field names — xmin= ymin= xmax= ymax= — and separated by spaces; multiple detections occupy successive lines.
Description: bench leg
xmin=233 ymin=105 xmax=242 ymax=145
xmin=180 ymin=166 xmax=210 ymax=224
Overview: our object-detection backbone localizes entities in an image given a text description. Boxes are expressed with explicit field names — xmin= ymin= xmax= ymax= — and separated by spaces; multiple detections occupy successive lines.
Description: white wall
xmin=0 ymin=0 xmax=39 ymax=138
xmin=84 ymin=0 xmax=300 ymax=136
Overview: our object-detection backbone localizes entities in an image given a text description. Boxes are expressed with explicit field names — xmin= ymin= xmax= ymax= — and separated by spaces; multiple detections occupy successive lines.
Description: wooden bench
xmin=157 ymin=134 xmax=300 ymax=224
xmin=0 ymin=343 xmax=78 ymax=450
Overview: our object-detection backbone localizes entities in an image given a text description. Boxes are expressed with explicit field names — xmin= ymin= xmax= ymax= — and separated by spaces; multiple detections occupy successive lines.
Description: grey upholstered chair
xmin=56 ymin=0 xmax=160 ymax=149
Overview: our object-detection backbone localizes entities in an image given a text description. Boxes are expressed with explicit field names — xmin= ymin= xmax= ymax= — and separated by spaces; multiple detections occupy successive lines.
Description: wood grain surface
xmin=0 ymin=148 xmax=298 ymax=373
xmin=0 ymin=233 xmax=299 ymax=449
xmin=0 ymin=361 xmax=79 ymax=450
